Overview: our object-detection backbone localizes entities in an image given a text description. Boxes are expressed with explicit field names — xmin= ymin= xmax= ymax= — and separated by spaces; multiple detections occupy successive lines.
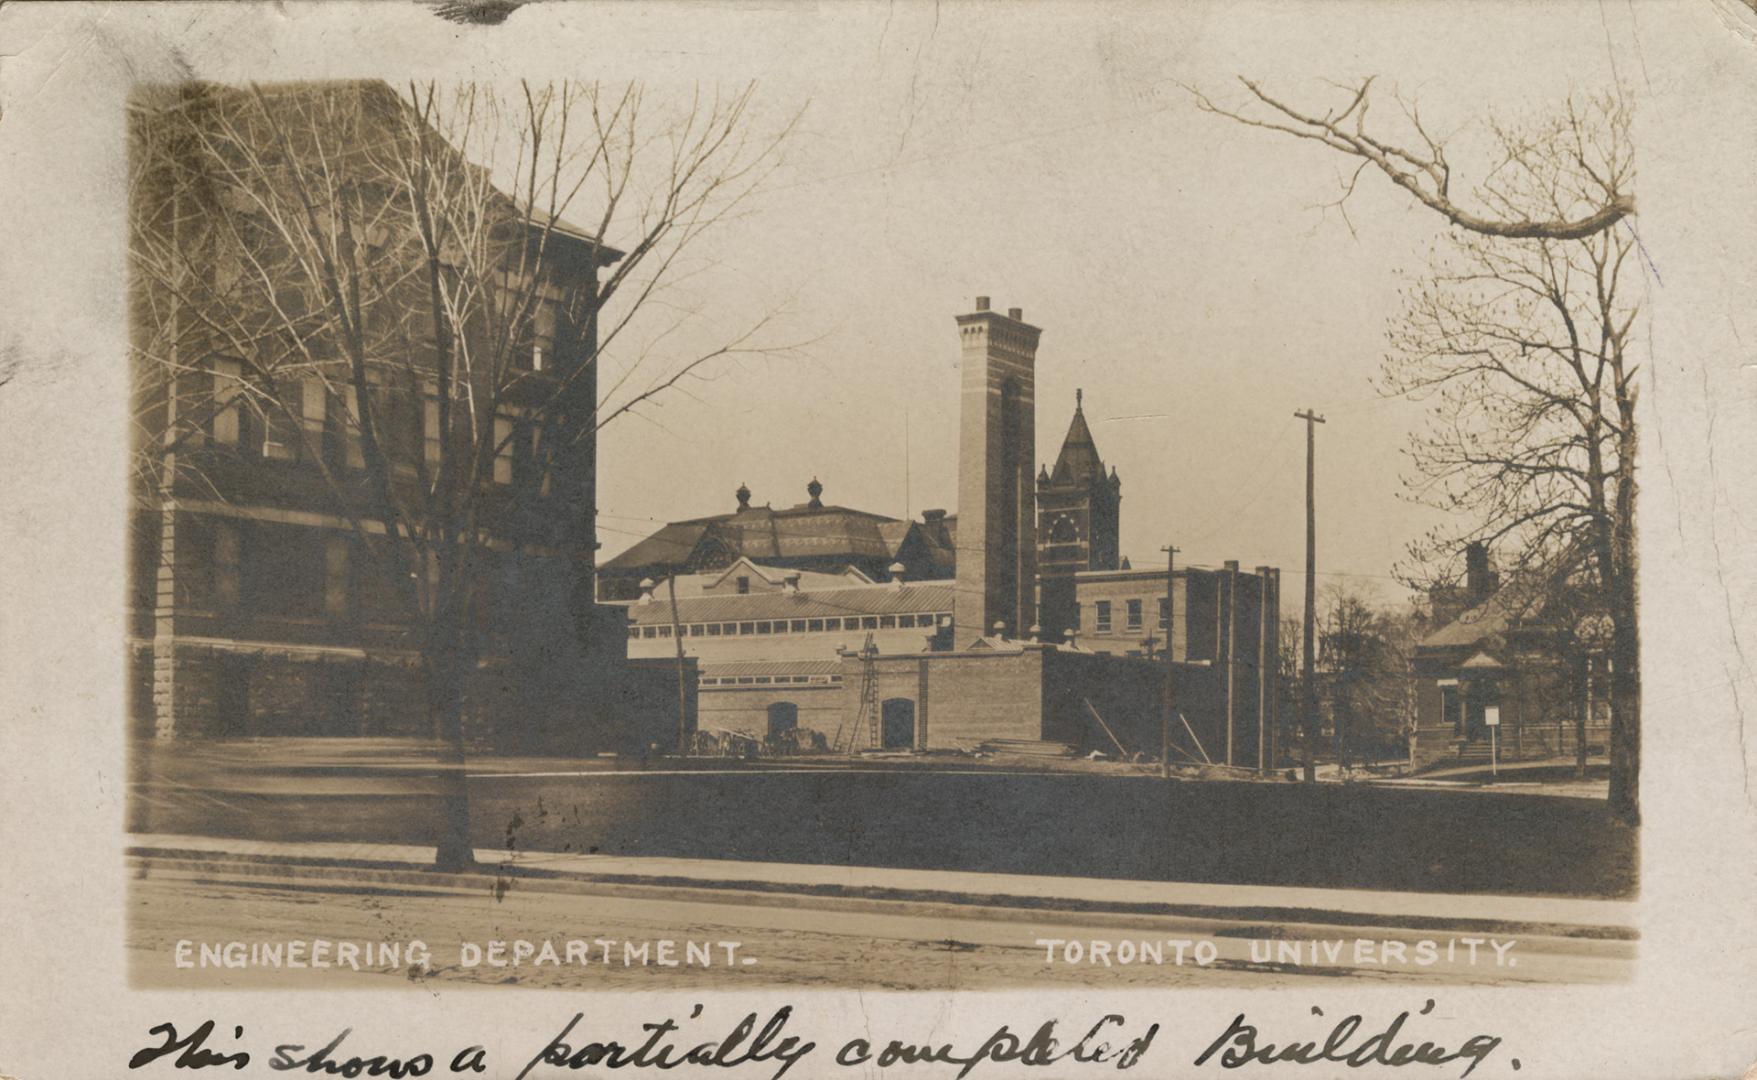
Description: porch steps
xmin=1454 ymin=739 xmax=1494 ymax=765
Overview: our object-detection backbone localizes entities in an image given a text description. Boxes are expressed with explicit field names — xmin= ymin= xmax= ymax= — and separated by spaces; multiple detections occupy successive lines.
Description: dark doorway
xmin=881 ymin=697 xmax=915 ymax=749
xmin=766 ymin=701 xmax=799 ymax=741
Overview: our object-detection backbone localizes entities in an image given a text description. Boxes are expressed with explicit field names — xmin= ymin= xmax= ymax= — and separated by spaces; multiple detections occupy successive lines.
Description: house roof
xmin=604 ymin=522 xmax=713 ymax=576
xmin=1419 ymin=582 xmax=1547 ymax=650
xmin=603 ymin=482 xmax=924 ymax=576
xmin=622 ymin=581 xmax=955 ymax=626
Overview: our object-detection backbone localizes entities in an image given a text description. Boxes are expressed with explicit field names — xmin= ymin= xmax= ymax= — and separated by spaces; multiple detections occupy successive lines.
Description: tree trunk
xmin=1607 ymin=575 xmax=1640 ymax=824
xmin=1576 ymin=655 xmax=1590 ymax=780
xmin=427 ymin=636 xmax=475 ymax=871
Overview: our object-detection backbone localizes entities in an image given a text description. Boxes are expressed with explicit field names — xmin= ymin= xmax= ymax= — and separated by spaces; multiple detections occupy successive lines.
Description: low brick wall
xmin=697 ymin=683 xmax=841 ymax=743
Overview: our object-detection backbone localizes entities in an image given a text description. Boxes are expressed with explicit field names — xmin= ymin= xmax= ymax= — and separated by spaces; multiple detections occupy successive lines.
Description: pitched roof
xmin=603 ymin=486 xmax=916 ymax=575
xmin=622 ymin=581 xmax=954 ymax=626
xmin=603 ymin=522 xmax=712 ymax=574
xmin=1419 ymin=584 xmax=1545 ymax=650
xmin=1049 ymin=391 xmax=1107 ymax=487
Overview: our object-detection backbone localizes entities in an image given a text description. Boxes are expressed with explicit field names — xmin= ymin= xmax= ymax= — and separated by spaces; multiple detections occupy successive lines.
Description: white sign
xmin=1484 ymin=706 xmax=1501 ymax=727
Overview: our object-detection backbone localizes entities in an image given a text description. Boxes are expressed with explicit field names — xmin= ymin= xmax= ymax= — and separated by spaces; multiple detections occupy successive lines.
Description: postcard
xmin=0 ymin=2 xmax=1753 ymax=1078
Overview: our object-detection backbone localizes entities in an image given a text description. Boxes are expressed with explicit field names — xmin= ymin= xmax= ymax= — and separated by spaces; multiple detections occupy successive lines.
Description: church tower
xmin=953 ymin=297 xmax=1040 ymax=645
xmin=1037 ymin=388 xmax=1122 ymax=641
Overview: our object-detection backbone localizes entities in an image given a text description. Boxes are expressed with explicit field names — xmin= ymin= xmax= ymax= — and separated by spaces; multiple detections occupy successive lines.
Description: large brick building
xmin=128 ymin=81 xmax=681 ymax=751
xmin=613 ymin=297 xmax=1281 ymax=765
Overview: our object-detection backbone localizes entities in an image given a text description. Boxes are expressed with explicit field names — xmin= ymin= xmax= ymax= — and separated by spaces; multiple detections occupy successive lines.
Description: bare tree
xmin=1315 ymin=584 xmax=1422 ymax=770
xmin=1377 ymin=95 xmax=1640 ymax=822
xmin=1189 ymin=78 xmax=1634 ymax=241
xmin=130 ymin=80 xmax=799 ymax=868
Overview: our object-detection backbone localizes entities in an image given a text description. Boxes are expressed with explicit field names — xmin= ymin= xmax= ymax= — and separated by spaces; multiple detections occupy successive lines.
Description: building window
xmin=300 ymin=377 xmax=327 ymax=457
xmin=706 ymin=623 xmax=722 ymax=636
xmin=880 ymin=615 xmax=897 ymax=628
xmin=213 ymin=521 xmax=241 ymax=610
xmin=212 ymin=358 xmax=242 ymax=446
xmin=755 ymin=676 xmax=772 ymax=685
xmin=756 ymin=621 xmax=772 ymax=634
xmin=773 ymin=620 xmax=790 ymax=634
xmin=1158 ymin=597 xmax=1169 ymax=631
xmin=657 ymin=625 xmax=671 ymax=637
xmin=808 ymin=619 xmax=824 ymax=632
xmin=244 ymin=523 xmax=325 ymax=618
xmin=339 ymin=386 xmax=365 ymax=468
xmin=861 ymin=616 xmax=878 ymax=629
xmin=531 ymin=300 xmax=557 ymax=372
xmin=642 ymin=626 xmax=657 ymax=639
xmin=1095 ymin=601 xmax=1112 ymax=633
xmin=422 ymin=389 xmax=442 ymax=468
xmin=689 ymin=623 xmax=703 ymax=636
xmin=493 ymin=414 xmax=515 ymax=484
xmin=790 ymin=620 xmax=807 ymax=632
xmin=262 ymin=394 xmax=300 ymax=461
xmin=1127 ymin=598 xmax=1143 ymax=630
xmin=722 ymin=623 xmax=736 ymax=635
xmin=739 ymin=622 xmax=755 ymax=635
xmin=629 ymin=625 xmax=641 ymax=639
xmin=324 ymin=535 xmax=350 ymax=618
xmin=736 ymin=576 xmax=750 ymax=595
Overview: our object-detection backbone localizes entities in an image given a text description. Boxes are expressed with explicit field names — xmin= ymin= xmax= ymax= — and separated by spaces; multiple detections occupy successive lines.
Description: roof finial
xmin=736 ymin=482 xmax=751 ymax=510
xmin=806 ymin=476 xmax=823 ymax=509
xmin=1076 ymin=387 xmax=1083 ymax=411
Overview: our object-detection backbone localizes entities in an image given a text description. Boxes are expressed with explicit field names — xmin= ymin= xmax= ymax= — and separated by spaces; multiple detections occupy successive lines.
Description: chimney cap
xmin=974 ymin=295 xmax=990 ymax=312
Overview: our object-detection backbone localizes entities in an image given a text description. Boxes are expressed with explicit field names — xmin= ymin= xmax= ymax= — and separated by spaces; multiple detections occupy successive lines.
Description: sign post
xmin=1484 ymin=705 xmax=1501 ymax=781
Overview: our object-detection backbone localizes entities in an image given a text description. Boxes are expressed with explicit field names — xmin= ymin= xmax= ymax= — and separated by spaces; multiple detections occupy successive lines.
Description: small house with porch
xmin=1409 ymin=544 xmax=1613 ymax=769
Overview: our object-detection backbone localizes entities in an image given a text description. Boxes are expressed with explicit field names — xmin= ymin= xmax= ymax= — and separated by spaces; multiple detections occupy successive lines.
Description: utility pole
xmin=1294 ymin=409 xmax=1326 ymax=783
xmin=1160 ymin=543 xmax=1180 ymax=780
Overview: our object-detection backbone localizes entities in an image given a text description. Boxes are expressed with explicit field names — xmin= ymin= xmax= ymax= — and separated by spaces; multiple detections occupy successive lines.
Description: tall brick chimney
xmin=953 ymin=297 xmax=1041 ymax=645
xmin=1465 ymin=541 xmax=1496 ymax=604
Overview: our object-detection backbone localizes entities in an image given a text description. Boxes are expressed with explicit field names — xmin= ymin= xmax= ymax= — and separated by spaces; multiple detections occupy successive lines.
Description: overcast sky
xmin=549 ymin=2 xmax=1654 ymax=607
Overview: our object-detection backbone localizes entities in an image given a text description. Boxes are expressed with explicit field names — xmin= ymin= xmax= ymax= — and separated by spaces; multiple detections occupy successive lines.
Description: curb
xmin=128 ymin=845 xmax=1639 ymax=943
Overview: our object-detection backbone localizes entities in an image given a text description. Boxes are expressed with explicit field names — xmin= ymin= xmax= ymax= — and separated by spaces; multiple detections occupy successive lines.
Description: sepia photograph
xmin=1 ymin=1 xmax=1754 ymax=1077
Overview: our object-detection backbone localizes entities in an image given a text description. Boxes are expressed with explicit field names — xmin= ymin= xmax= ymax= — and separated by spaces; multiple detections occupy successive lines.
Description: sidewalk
xmin=128 ymin=832 xmax=1638 ymax=941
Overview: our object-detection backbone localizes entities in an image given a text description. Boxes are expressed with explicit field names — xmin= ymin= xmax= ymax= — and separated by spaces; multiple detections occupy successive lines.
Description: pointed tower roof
xmin=1050 ymin=388 xmax=1106 ymax=486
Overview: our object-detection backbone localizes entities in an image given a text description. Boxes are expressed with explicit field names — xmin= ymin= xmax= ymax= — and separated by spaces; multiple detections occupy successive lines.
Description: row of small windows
xmin=203 ymin=359 xmax=542 ymax=487
xmin=699 ymin=674 xmax=843 ymax=687
xmin=631 ymin=612 xmax=949 ymax=640
xmin=1088 ymin=598 xmax=1170 ymax=634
